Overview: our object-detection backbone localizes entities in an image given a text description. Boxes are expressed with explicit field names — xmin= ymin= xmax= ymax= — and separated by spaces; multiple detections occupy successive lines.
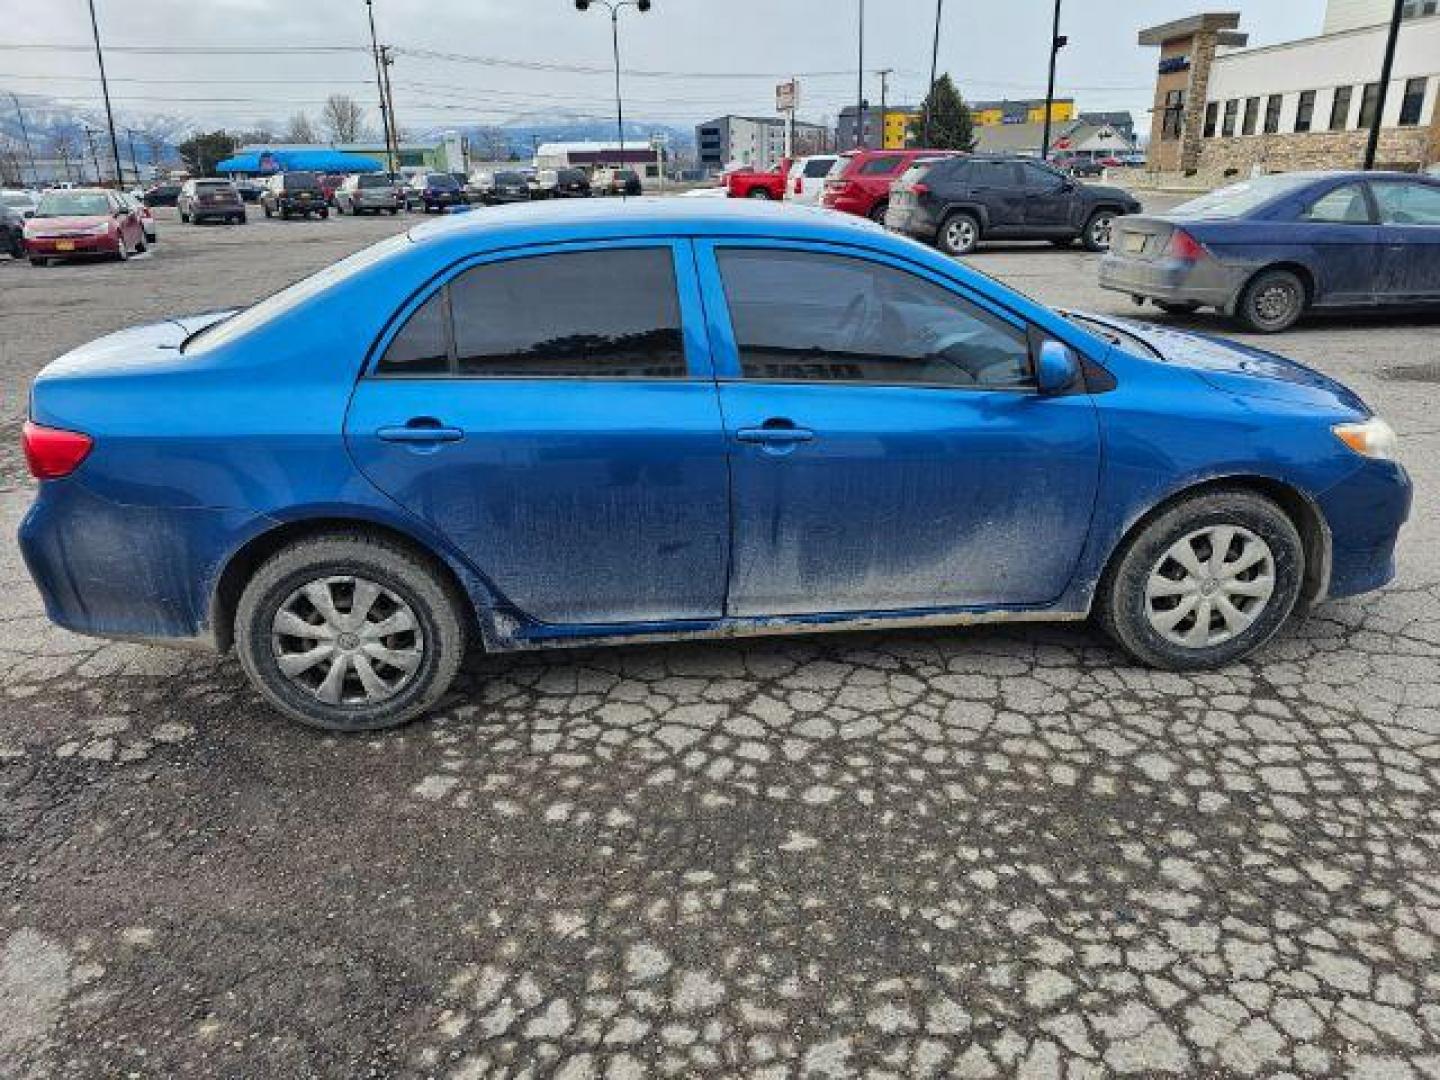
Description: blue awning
xmin=214 ymin=149 xmax=385 ymax=175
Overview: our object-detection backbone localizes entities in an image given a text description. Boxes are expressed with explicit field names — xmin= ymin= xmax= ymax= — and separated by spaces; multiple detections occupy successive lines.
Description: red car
xmin=822 ymin=148 xmax=960 ymax=222
xmin=23 ymin=188 xmax=148 ymax=266
xmin=725 ymin=158 xmax=792 ymax=201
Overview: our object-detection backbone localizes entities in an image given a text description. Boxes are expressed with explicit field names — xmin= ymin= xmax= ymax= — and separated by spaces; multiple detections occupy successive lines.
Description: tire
xmin=389 ymin=208 xmax=399 ymax=216
xmin=1236 ymin=268 xmax=1306 ymax=333
xmin=264 ymin=204 xmax=273 ymax=219
xmin=29 ymin=257 xmax=47 ymax=267
xmin=747 ymin=188 xmax=771 ymax=200
xmin=1081 ymin=209 xmax=1117 ymax=252
xmin=319 ymin=209 xmax=329 ymax=219
xmin=116 ymin=236 xmax=130 ymax=261
xmin=1156 ymin=300 xmax=1201 ymax=315
xmin=868 ymin=201 xmax=888 ymax=225
xmin=1097 ymin=489 xmax=1303 ymax=671
xmin=936 ymin=211 xmax=980 ymax=256
xmin=235 ymin=534 xmax=468 ymax=732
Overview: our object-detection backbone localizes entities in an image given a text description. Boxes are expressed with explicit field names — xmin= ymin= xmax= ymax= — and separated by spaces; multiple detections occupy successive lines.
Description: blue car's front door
xmin=344 ymin=241 xmax=730 ymax=627
xmin=697 ymin=242 xmax=1101 ymax=617
xmin=1371 ymin=178 xmax=1440 ymax=303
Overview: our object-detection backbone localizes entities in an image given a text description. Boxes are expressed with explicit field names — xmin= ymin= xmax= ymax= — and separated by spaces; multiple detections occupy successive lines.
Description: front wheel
xmin=868 ymin=202 xmax=889 ymax=225
xmin=235 ymin=534 xmax=467 ymax=732
xmin=1081 ymin=209 xmax=1117 ymax=252
xmin=1236 ymin=268 xmax=1306 ymax=333
xmin=936 ymin=212 xmax=980 ymax=256
xmin=1098 ymin=490 xmax=1303 ymax=670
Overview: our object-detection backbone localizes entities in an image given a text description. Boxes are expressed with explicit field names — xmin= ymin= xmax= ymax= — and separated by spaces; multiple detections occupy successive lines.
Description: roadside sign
xmin=776 ymin=80 xmax=800 ymax=112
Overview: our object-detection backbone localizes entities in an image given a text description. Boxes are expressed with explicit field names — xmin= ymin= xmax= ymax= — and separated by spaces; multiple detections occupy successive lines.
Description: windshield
xmin=35 ymin=193 xmax=110 ymax=217
xmin=426 ymin=173 xmax=457 ymax=187
xmin=196 ymin=180 xmax=232 ymax=189
xmin=357 ymin=175 xmax=393 ymax=188
xmin=283 ymin=173 xmax=319 ymax=190
xmin=183 ymin=233 xmax=411 ymax=355
xmin=1171 ymin=174 xmax=1316 ymax=219
xmin=495 ymin=172 xmax=524 ymax=185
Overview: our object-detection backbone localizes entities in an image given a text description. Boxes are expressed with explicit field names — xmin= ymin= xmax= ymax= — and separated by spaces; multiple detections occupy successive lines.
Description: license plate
xmin=1124 ymin=232 xmax=1147 ymax=254
xmin=55 ymin=240 xmax=74 ymax=251
xmin=298 ymin=193 xmax=312 ymax=200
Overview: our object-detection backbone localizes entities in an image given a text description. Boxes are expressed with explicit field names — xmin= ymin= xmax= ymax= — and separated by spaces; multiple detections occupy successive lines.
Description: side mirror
xmin=1036 ymin=340 xmax=1081 ymax=395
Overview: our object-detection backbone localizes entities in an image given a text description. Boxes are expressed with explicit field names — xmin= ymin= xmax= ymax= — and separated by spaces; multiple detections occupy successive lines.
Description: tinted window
xmin=379 ymin=291 xmax=450 ymax=375
xmin=358 ymin=175 xmax=392 ymax=188
xmin=1373 ymin=181 xmax=1440 ymax=226
xmin=1300 ymin=184 xmax=1372 ymax=224
xmin=971 ymin=160 xmax=1023 ymax=188
xmin=284 ymin=173 xmax=319 ymax=190
xmin=717 ymin=249 xmax=1032 ymax=389
xmin=803 ymin=158 xmax=835 ymax=178
xmin=1330 ymin=86 xmax=1353 ymax=131
xmin=1399 ymin=77 xmax=1427 ymax=126
xmin=857 ymin=155 xmax=903 ymax=176
xmin=1295 ymin=90 xmax=1316 ymax=132
xmin=426 ymin=173 xmax=458 ymax=188
xmin=1022 ymin=163 xmax=1066 ymax=192
xmin=449 ymin=249 xmax=685 ymax=377
xmin=494 ymin=172 xmax=525 ymax=185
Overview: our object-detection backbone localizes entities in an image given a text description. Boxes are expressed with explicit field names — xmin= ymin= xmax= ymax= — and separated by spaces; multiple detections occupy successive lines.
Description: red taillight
xmin=1166 ymin=228 xmax=1206 ymax=263
xmin=794 ymin=177 xmax=803 ymax=193
xmin=22 ymin=421 xmax=93 ymax=480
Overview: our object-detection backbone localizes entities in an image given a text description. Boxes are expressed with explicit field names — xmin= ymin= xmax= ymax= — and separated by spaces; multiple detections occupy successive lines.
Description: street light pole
xmin=1363 ymin=0 xmax=1404 ymax=170
xmin=85 ymin=0 xmax=125 ymax=186
xmin=575 ymin=1 xmax=652 ymax=167
xmin=855 ymin=0 xmax=866 ymax=148
xmin=10 ymin=93 xmax=38 ymax=187
xmin=122 ymin=126 xmax=141 ymax=186
xmin=923 ymin=0 xmax=944 ymax=146
xmin=1040 ymin=0 xmax=1066 ymax=161
xmin=364 ymin=0 xmax=397 ymax=174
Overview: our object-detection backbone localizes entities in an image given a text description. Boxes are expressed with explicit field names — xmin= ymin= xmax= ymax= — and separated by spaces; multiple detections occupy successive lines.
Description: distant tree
xmin=284 ymin=112 xmax=318 ymax=144
xmin=177 ymin=130 xmax=237 ymax=176
xmin=321 ymin=95 xmax=365 ymax=143
xmin=909 ymin=74 xmax=975 ymax=151
xmin=46 ymin=128 xmax=80 ymax=183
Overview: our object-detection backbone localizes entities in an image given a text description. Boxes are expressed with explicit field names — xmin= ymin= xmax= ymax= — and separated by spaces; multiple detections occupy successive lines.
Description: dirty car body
xmin=18 ymin=199 xmax=1410 ymax=729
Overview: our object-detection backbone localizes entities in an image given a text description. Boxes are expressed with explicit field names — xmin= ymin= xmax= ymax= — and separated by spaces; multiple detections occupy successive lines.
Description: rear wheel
xmin=1081 ymin=209 xmax=1117 ymax=252
xmin=29 ymin=257 xmax=48 ymax=267
xmin=318 ymin=209 xmax=329 ymax=219
xmin=1098 ymin=490 xmax=1303 ymax=670
xmin=936 ymin=211 xmax=980 ymax=256
xmin=868 ymin=201 xmax=889 ymax=224
xmin=1236 ymin=268 xmax=1306 ymax=333
xmin=747 ymin=188 xmax=771 ymax=200
xmin=235 ymin=534 xmax=467 ymax=732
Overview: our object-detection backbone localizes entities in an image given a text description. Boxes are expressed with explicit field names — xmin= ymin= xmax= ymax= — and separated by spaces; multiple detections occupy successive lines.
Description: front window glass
xmin=858 ymin=155 xmax=902 ymax=176
xmin=35 ymin=192 xmax=110 ymax=217
xmin=449 ymin=248 xmax=686 ymax=378
xmin=717 ymin=249 xmax=1033 ymax=389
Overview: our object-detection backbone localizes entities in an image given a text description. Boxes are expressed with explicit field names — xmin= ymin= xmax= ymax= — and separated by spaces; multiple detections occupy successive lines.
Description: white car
xmin=785 ymin=155 xmax=840 ymax=206
xmin=1 ymin=189 xmax=40 ymax=218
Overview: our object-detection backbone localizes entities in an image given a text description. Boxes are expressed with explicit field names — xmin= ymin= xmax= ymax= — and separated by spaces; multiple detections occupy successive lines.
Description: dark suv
xmin=407 ymin=172 xmax=466 ymax=213
xmin=260 ymin=172 xmax=328 ymax=220
xmin=885 ymin=155 xmax=1141 ymax=256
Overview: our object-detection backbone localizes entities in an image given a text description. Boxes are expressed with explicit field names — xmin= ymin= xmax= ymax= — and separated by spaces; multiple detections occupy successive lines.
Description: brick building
xmin=1139 ymin=5 xmax=1440 ymax=179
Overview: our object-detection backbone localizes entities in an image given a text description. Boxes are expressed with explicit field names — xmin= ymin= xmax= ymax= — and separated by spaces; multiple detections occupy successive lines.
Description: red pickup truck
xmin=724 ymin=158 xmax=792 ymax=200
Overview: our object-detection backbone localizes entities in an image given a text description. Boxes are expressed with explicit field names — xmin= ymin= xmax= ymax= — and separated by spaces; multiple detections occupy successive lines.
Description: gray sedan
xmin=334 ymin=174 xmax=404 ymax=216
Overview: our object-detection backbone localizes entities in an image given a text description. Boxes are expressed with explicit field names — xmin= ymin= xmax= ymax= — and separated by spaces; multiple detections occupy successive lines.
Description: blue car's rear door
xmin=344 ymin=240 xmax=730 ymax=627
xmin=696 ymin=241 xmax=1101 ymax=617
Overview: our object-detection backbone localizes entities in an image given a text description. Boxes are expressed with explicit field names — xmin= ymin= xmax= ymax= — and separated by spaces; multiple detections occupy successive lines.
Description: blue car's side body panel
xmin=15 ymin=200 xmax=1412 ymax=654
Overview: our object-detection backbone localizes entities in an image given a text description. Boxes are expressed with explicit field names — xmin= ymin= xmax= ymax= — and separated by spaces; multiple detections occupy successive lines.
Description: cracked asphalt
xmin=2 ymin=202 xmax=1439 ymax=1078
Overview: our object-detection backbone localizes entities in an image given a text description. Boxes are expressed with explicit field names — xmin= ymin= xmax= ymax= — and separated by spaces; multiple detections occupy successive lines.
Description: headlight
xmin=1333 ymin=417 xmax=1398 ymax=461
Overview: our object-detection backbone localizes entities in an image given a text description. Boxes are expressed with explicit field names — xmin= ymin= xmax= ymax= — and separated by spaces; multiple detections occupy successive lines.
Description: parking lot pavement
xmin=3 ymin=204 xmax=1439 ymax=1077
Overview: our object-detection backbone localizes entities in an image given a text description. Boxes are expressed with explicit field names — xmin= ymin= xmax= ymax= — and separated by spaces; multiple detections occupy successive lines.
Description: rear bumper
xmin=820 ymin=191 xmax=869 ymax=216
xmin=1098 ymin=253 xmax=1242 ymax=307
xmin=191 ymin=206 xmax=244 ymax=219
xmin=1317 ymin=459 xmax=1412 ymax=601
xmin=884 ymin=204 xmax=941 ymax=239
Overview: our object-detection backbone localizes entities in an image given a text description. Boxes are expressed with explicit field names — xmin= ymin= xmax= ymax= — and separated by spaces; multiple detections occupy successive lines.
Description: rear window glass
xmin=426 ymin=173 xmax=458 ymax=187
xmin=495 ymin=172 xmax=525 ymax=185
xmin=196 ymin=180 xmax=232 ymax=189
xmin=1171 ymin=174 xmax=1316 ymax=219
xmin=283 ymin=173 xmax=319 ymax=190
xmin=803 ymin=158 xmax=835 ymax=178
xmin=357 ymin=175 xmax=393 ymax=188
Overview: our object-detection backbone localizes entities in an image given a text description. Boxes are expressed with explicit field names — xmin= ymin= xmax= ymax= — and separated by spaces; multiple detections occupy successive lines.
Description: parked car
xmin=318 ymin=174 xmax=347 ymax=206
xmin=22 ymin=188 xmax=147 ymax=265
xmin=233 ymin=179 xmax=266 ymax=203
xmin=141 ymin=182 xmax=182 ymax=207
xmin=117 ymin=191 xmax=158 ymax=244
xmin=886 ymin=155 xmax=1142 ymax=255
xmin=822 ymin=148 xmax=960 ymax=223
xmin=1 ymin=189 xmax=40 ymax=218
xmin=334 ymin=173 xmax=404 ymax=216
xmin=178 ymin=178 xmax=247 ymax=225
xmin=1052 ymin=155 xmax=1105 ymax=179
xmin=0 ymin=204 xmax=24 ymax=258
xmin=785 ymin=154 xmax=840 ymax=205
xmin=473 ymin=170 xmax=531 ymax=205
xmin=534 ymin=167 xmax=592 ymax=199
xmin=593 ymin=168 xmax=643 ymax=197
xmin=1100 ymin=170 xmax=1440 ymax=332
xmin=17 ymin=200 xmax=1410 ymax=731
xmin=407 ymin=172 xmax=466 ymax=213
xmin=261 ymin=172 xmax=328 ymax=220
xmin=725 ymin=159 xmax=791 ymax=201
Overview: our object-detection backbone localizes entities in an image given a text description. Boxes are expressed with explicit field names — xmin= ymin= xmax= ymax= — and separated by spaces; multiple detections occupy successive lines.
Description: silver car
xmin=334 ymin=173 xmax=404 ymax=216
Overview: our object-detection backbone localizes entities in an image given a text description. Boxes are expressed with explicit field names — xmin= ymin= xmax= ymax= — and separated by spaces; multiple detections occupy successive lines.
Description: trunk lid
xmin=1109 ymin=215 xmax=1177 ymax=261
xmin=38 ymin=311 xmax=237 ymax=381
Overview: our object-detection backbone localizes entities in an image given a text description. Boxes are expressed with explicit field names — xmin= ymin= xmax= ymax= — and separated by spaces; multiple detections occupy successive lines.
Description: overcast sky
xmin=1 ymin=0 xmax=1325 ymax=135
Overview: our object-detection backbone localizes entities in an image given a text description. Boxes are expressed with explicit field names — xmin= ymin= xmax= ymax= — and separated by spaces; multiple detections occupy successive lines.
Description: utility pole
xmin=82 ymin=126 xmax=103 ymax=185
xmin=10 ymin=93 xmax=38 ymax=187
xmin=855 ymin=0 xmax=866 ymax=148
xmin=923 ymin=0 xmax=944 ymax=146
xmin=1363 ymin=0 xmax=1404 ymax=169
xmin=86 ymin=0 xmax=125 ymax=187
xmin=876 ymin=68 xmax=893 ymax=149
xmin=122 ymin=126 xmax=141 ymax=186
xmin=1040 ymin=0 xmax=1067 ymax=161
xmin=364 ymin=0 xmax=397 ymax=174
xmin=379 ymin=45 xmax=401 ymax=170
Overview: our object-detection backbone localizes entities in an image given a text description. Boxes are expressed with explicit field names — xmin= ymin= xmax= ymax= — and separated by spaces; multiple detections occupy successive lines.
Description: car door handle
xmin=376 ymin=420 xmax=464 ymax=444
xmin=736 ymin=425 xmax=815 ymax=445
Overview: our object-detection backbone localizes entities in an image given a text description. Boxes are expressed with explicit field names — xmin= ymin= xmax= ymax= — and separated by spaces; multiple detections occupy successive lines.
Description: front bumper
xmin=1317 ymin=459 xmax=1412 ymax=600
xmin=1098 ymin=253 xmax=1242 ymax=308
xmin=25 ymin=234 xmax=119 ymax=256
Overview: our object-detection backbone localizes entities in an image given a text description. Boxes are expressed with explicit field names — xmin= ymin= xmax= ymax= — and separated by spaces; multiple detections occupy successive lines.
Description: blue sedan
xmin=1101 ymin=171 xmax=1440 ymax=331
xmin=19 ymin=200 xmax=1411 ymax=730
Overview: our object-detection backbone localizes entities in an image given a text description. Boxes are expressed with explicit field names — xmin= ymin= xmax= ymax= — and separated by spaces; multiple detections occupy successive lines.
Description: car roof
xmin=407 ymin=197 xmax=884 ymax=249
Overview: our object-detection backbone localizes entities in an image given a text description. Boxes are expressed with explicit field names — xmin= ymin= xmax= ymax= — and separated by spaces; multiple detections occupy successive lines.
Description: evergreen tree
xmin=909 ymin=75 xmax=975 ymax=151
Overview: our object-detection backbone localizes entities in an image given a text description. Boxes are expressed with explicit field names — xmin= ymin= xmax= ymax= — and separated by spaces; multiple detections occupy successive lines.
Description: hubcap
xmin=947 ymin=220 xmax=975 ymax=251
xmin=1144 ymin=526 xmax=1276 ymax=649
xmin=1090 ymin=214 xmax=1114 ymax=248
xmin=271 ymin=575 xmax=423 ymax=706
xmin=1254 ymin=281 xmax=1300 ymax=325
